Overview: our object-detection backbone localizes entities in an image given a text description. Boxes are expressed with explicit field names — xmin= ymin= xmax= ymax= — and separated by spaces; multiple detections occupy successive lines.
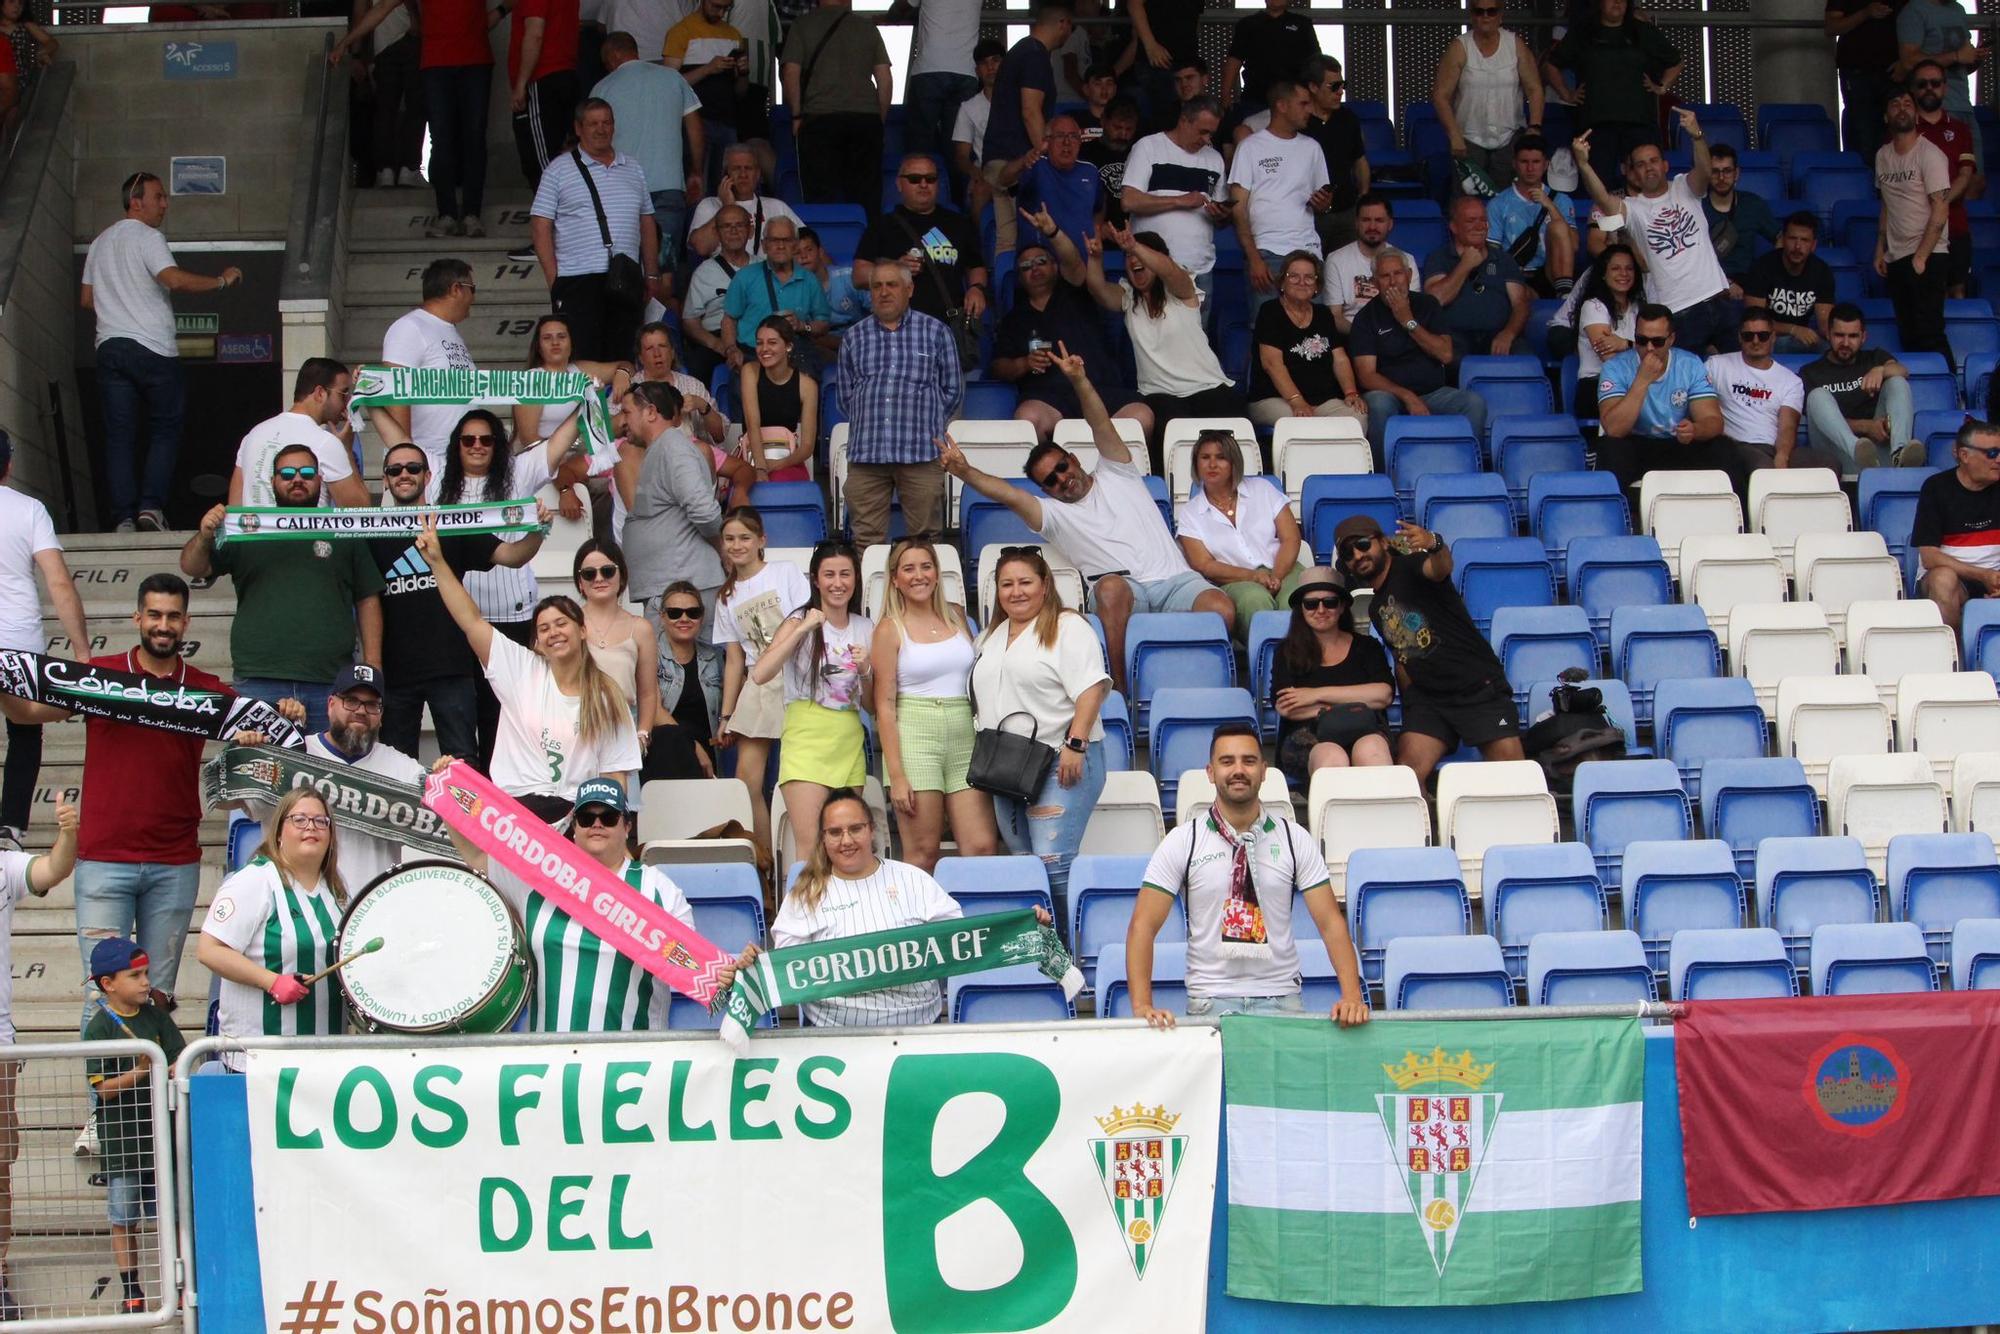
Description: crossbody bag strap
xmin=797 ymin=7 xmax=854 ymax=111
xmin=571 ymin=147 xmax=616 ymax=259
xmin=893 ymin=210 xmax=960 ymax=312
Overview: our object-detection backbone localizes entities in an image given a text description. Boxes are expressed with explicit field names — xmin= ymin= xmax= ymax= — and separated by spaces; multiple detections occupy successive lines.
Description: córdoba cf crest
xmin=1376 ymin=1048 xmax=1502 ymax=1275
xmin=1090 ymin=1104 xmax=1185 ymax=1278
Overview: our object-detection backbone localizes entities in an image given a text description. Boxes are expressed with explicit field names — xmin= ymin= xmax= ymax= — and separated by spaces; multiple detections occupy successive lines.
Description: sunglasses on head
xmin=1634 ymin=334 xmax=1671 ymax=348
xmin=571 ymin=807 xmax=623 ymax=829
xmin=578 ymin=564 xmax=620 ymax=582
xmin=382 ymin=461 xmax=428 ymax=478
xmin=999 ymin=544 xmax=1043 ymax=559
xmin=661 ymin=604 xmax=704 ymax=620
xmin=276 ymin=465 xmax=319 ymax=480
xmin=458 ymin=432 xmax=497 ymax=447
xmin=1300 ymin=595 xmax=1342 ymax=611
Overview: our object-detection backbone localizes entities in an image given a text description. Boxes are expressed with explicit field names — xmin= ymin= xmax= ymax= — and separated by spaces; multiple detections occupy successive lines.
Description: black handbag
xmin=967 ymin=710 xmax=1058 ymax=803
xmin=572 ymin=148 xmax=647 ymax=309
xmin=1314 ymin=702 xmax=1388 ymax=750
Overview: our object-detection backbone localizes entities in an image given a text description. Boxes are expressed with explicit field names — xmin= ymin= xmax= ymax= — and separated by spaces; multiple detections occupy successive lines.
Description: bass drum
xmin=337 ymin=859 xmax=533 ymax=1034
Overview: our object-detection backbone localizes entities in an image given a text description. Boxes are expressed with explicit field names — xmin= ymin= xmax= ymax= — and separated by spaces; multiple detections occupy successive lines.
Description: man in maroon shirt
xmin=1909 ymin=56 xmax=1978 ymax=297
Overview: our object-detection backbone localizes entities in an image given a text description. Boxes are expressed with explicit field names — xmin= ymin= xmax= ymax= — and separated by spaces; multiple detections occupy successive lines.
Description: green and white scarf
xmin=718 ymin=909 xmax=1082 ymax=1050
xmin=216 ymin=498 xmax=547 ymax=545
xmin=201 ymin=744 xmax=456 ymax=857
xmin=348 ymin=365 xmax=616 ymax=459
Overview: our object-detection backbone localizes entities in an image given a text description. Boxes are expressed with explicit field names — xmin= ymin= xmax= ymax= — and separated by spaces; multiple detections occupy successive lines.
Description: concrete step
xmin=343 ymin=250 xmax=547 ymax=302
xmin=347 ymin=187 xmax=536 ymax=245
xmin=340 ymin=298 xmax=556 ymax=367
xmin=34 ymin=610 xmax=239 ymax=675
xmin=5 ymin=1234 xmax=172 ymax=1326
xmin=13 ymin=859 xmax=227 ymax=923
xmin=13 ymin=934 xmax=212 ymax=1019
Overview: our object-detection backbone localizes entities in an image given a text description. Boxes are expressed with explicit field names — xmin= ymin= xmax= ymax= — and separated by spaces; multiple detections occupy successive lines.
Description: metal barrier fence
xmin=0 ymin=1040 xmax=178 ymax=1332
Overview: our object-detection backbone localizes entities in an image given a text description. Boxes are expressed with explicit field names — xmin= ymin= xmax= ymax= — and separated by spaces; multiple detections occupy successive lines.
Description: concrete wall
xmin=1752 ymin=0 xmax=1840 ymax=120
xmin=61 ymin=18 xmax=344 ymax=241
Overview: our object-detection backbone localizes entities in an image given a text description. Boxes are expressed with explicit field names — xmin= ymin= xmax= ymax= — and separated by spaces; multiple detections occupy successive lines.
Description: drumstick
xmin=304 ymin=937 xmax=384 ymax=986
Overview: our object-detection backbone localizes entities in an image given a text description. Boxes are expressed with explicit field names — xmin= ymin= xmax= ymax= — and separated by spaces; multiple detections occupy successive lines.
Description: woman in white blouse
xmin=1576 ymin=243 xmax=1641 ymax=421
xmin=970 ymin=547 xmax=1109 ymax=918
xmin=1176 ymin=430 xmax=1307 ymax=637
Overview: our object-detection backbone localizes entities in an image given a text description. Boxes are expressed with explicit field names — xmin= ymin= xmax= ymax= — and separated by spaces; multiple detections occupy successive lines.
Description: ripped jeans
xmin=991 ymin=740 xmax=1106 ymax=925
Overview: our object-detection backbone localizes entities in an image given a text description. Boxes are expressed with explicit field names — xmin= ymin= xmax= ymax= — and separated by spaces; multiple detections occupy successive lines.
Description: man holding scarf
xmin=1125 ymin=722 xmax=1369 ymax=1028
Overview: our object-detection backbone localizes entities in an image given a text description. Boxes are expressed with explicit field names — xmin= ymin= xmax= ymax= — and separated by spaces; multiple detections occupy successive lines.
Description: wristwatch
xmin=1063 ymin=735 xmax=1087 ymax=754
xmin=1402 ymin=318 xmax=1419 ymax=332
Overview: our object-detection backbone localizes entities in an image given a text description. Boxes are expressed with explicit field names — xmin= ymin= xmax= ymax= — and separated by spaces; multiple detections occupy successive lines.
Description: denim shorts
xmin=1185 ymin=993 xmax=1306 ymax=1017
xmin=107 ymin=1171 xmax=157 ymax=1226
xmin=1092 ymin=569 xmax=1212 ymax=615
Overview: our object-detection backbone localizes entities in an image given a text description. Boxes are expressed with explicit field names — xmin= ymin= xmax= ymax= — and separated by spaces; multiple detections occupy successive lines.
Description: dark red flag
xmin=1676 ymin=991 xmax=2000 ymax=1216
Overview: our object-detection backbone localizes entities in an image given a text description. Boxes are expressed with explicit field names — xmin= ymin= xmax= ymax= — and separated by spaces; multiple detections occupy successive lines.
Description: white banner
xmin=242 ymin=1027 xmax=1221 ymax=1332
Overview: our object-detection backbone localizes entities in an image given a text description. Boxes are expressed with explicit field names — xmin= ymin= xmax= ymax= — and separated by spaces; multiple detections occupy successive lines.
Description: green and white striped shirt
xmin=496 ymin=859 xmax=696 ymax=1032
xmin=202 ymin=857 xmax=344 ymax=1055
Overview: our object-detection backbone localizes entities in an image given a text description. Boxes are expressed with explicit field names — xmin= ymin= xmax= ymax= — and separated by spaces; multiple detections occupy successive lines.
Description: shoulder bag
xmin=892 ymin=211 xmax=982 ymax=368
xmin=572 ymin=148 xmax=648 ymax=310
xmin=761 ymin=262 xmax=823 ymax=376
xmin=964 ymin=655 xmax=1057 ymax=801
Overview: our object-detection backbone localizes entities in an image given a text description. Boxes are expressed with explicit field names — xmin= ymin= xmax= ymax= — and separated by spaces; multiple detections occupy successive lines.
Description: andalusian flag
xmin=1222 ymin=1015 xmax=1644 ymax=1307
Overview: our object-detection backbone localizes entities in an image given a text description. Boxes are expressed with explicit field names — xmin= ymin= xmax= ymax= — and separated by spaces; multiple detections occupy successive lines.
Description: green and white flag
xmin=216 ymin=499 xmax=547 ymax=545
xmin=1222 ymin=1014 xmax=1643 ymax=1307
xmin=349 ymin=365 xmax=615 ymax=458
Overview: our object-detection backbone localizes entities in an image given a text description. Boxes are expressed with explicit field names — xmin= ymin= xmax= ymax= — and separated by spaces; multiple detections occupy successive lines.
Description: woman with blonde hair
xmin=196 ymin=787 xmax=347 ymax=1065
xmin=970 ymin=546 xmax=1109 ymax=916
xmin=713 ymin=508 xmax=809 ymax=854
xmin=1177 ymin=427 xmax=1309 ymax=636
xmin=418 ymin=520 xmax=641 ymax=817
xmin=871 ymin=537 xmax=997 ymax=871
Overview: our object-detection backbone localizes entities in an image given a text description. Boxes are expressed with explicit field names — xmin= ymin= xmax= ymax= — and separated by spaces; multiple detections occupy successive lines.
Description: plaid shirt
xmin=837 ymin=310 xmax=963 ymax=466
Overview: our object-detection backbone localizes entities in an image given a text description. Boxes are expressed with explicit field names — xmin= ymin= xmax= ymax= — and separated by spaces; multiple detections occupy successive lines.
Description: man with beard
xmin=1874 ymin=85 xmax=1954 ymax=368
xmin=1908 ymin=57 xmax=1978 ymax=297
xmin=1799 ymin=302 xmax=1917 ymax=469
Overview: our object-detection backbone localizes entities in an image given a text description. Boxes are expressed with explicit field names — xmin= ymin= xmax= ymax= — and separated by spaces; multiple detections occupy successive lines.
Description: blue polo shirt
xmin=1597 ymin=346 xmax=1717 ymax=438
xmin=1020 ymin=158 xmax=1104 ymax=255
xmin=721 ymin=260 xmax=833 ymax=349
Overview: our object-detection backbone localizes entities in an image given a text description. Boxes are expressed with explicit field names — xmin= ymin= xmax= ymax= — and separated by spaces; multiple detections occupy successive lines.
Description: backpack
xmin=1521 ymin=669 xmax=1627 ymax=794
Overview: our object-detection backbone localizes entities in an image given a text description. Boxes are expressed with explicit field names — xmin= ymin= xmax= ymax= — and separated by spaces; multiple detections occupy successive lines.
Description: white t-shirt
xmin=484 ymin=633 xmax=644 ymax=800
xmin=604 ymin=0 xmax=680 ymax=69
xmin=688 ymin=194 xmax=803 ymax=254
xmin=0 ymin=487 xmax=58 ymax=652
xmin=1036 ymin=454 xmax=1190 ymax=584
xmin=781 ymin=611 xmax=874 ymax=709
xmin=203 ymin=857 xmax=344 ymax=1059
xmin=1142 ymin=814 xmax=1330 ymax=999
xmin=909 ymin=0 xmax=978 ymax=77
xmin=1704 ymin=352 xmax=1805 ymax=447
xmin=771 ymin=858 xmax=962 ymax=1027
xmin=1620 ymin=176 xmax=1728 ymax=312
xmin=234 ymin=411 xmax=356 ymax=509
xmin=970 ymin=611 xmax=1110 ymax=741
xmin=244 ymin=735 xmax=428 ymax=890
xmin=82 ymin=218 xmax=178 ymax=357
xmin=0 ymin=850 xmax=29 ymax=1042
xmin=431 ymin=448 xmax=557 ymax=623
xmin=1321 ymin=242 xmax=1414 ymax=324
xmin=715 ymin=561 xmax=812 ymax=665
xmin=1121 ymin=282 xmax=1230 ymax=397
xmin=1226 ymin=128 xmax=1329 ymax=257
xmin=951 ymin=90 xmax=993 ymax=164
xmin=1121 ymin=131 xmax=1228 ymax=278
xmin=381 ymin=307 xmax=476 ymax=463
xmin=1575 ymin=297 xmax=1638 ymax=378
xmin=1178 ymin=476 xmax=1291 ymax=570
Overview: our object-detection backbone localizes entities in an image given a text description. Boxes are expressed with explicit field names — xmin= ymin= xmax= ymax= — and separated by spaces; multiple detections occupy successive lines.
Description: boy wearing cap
xmin=83 ymin=936 xmax=183 ymax=1315
xmin=1335 ymin=514 xmax=1523 ymax=787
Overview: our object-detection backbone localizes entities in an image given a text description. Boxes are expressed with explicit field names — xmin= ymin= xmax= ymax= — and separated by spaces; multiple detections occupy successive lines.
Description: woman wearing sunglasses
xmin=197 ymin=788 xmax=347 ymax=1066
xmin=643 ymin=581 xmax=725 ymax=781
xmin=571 ymin=538 xmax=660 ymax=739
xmin=1270 ymin=568 xmax=1394 ymax=789
xmin=872 ymin=537 xmax=997 ymax=871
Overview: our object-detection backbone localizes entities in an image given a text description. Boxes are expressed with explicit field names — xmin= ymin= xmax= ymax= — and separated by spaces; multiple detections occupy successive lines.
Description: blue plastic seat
xmin=1756 ymin=835 xmax=1881 ymax=970
xmin=1963 ymin=350 xmax=1999 ymax=415
xmin=932 ymin=856 xmax=1054 ymax=920
xmin=1887 ymin=831 xmax=2000 ymax=966
xmin=1383 ymin=934 xmax=1515 ymax=1010
xmin=1459 ymin=355 xmax=1554 ymax=424
xmin=1147 ymin=687 xmax=1258 ymax=812
xmin=1612 ymin=605 xmax=1721 ymax=730
xmin=1624 ymin=838 xmax=1746 ymax=979
xmin=1416 ymin=472 xmax=1516 ymax=544
xmin=1125 ymin=612 xmax=1233 ymax=727
xmin=1903 ymin=352 xmax=1963 ymax=415
xmin=1800 ymin=170 xmax=1877 ymax=224
xmin=1914 ymin=408 xmax=1966 ymax=470
xmin=1386 ymin=415 xmax=1482 ymax=508
xmin=1491 ymin=415 xmax=1588 ymax=523
xmin=961 ymin=478 xmax=1043 ymax=552
xmin=1654 ymin=677 xmax=1768 ymax=792
xmin=226 ymin=814 xmax=261 ymax=872
xmin=1345 ymin=846 xmax=1472 ymax=988
xmin=1099 ymin=690 xmax=1133 ymax=771
xmin=1248 ymin=610 xmax=1290 ymax=740
xmin=1520 ymin=678 xmax=1645 ymax=756
xmin=1483 ymin=842 xmax=1606 ymax=980
xmin=948 ymin=964 xmax=1077 ymax=1022
xmin=1964 ymin=601 xmax=2000 ymax=678
xmin=666 ymin=865 xmax=773 ymax=1030
xmin=1859 ymin=468 xmax=1927 ymax=557
xmin=748 ymin=480 xmax=828 ymax=547
xmin=960 ymin=380 xmax=1019 ymax=421
xmin=1490 ymin=606 xmax=1598 ymax=708
xmin=1784 ymin=148 xmax=1864 ymax=190
xmin=1670 ymin=926 xmax=1799 ymax=1000
xmin=1950 ymin=918 xmax=2000 ymax=989
xmin=1573 ymin=759 xmax=1692 ymax=884
xmin=1567 ymin=536 xmax=1671 ymax=649
xmin=1700 ymin=757 xmax=1822 ymax=881
xmin=1451 ymin=537 xmax=1556 ymax=635
xmin=1295 ymin=938 xmax=1348 ymax=1012
xmin=1067 ymin=855 xmax=1185 ymax=988
xmin=1811 ymin=922 xmax=1937 ymax=995
xmin=1526 ymin=929 xmax=1656 ymax=1006
xmin=1303 ymin=473 xmax=1400 ymax=564
xmin=1096 ymin=941 xmax=1189 ymax=1017
xmin=1530 ymin=470 xmax=1631 ymax=566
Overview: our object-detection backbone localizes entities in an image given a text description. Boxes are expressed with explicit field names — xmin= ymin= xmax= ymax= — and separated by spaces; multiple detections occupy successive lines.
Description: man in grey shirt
xmin=619 ymin=380 xmax=724 ymax=639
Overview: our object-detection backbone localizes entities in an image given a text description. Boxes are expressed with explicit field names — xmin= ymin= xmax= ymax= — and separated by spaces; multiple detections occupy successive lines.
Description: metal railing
xmin=281 ymin=31 xmax=346 ymax=302
xmin=0 ymin=1039 xmax=179 ymax=1332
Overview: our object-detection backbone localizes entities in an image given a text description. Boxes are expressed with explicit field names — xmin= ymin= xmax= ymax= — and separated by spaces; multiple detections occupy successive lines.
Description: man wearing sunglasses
xmin=1334 ymin=514 xmax=1522 ymax=789
xmin=1913 ymin=418 xmax=2000 ymax=632
xmin=854 ymin=152 xmax=989 ymax=326
xmin=182 ymin=445 xmax=385 ymax=735
xmin=1707 ymin=308 xmax=1838 ymax=486
xmin=229 ymin=359 xmax=368 ymax=512
xmin=1907 ymin=57 xmax=1978 ymax=299
xmin=1594 ymin=303 xmax=1729 ymax=493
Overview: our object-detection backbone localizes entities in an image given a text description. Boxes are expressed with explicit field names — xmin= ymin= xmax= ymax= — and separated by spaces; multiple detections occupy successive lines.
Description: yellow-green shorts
xmin=893 ymin=696 xmax=976 ymax=794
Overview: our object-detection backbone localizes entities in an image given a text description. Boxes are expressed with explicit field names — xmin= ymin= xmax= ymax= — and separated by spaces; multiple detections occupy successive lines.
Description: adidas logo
xmin=385 ymin=573 xmax=439 ymax=596
xmin=387 ymin=546 xmax=432 ymax=580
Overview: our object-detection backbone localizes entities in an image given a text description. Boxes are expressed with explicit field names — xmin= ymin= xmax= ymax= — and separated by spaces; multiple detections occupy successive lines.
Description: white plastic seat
xmin=1843 ymin=599 xmax=1957 ymax=703
xmin=1898 ymin=672 xmax=2000 ymax=783
xmin=1952 ymin=753 xmax=2000 ymax=834
xmin=1174 ymin=769 xmax=1294 ymax=827
xmin=637 ymin=778 xmax=760 ymax=867
xmin=1777 ymin=674 xmax=1893 ymax=797
xmin=1272 ymin=417 xmax=1370 ymax=506
xmin=1163 ymin=417 xmax=1257 ymax=502
xmin=1679 ymin=534 xmax=1786 ymax=635
xmin=1727 ymin=602 xmax=1839 ymax=719
xmin=1080 ymin=770 xmax=1167 ymax=856
xmin=1794 ymin=532 xmax=1903 ymax=643
xmin=1639 ymin=470 xmax=1741 ymax=570
xmin=1747 ymin=467 xmax=1850 ymax=577
xmin=977 ymin=543 xmax=1086 ymax=623
xmin=828 ymin=422 xmax=849 ymax=522
xmin=941 ymin=419 xmax=1041 ymax=515
xmin=1307 ymin=765 xmax=1431 ymax=900
xmin=1827 ymin=752 xmax=1948 ymax=880
xmin=1052 ymin=416 xmax=1132 ymax=467
xmin=861 ymin=542 xmax=967 ymax=618
xmin=1433 ymin=760 xmax=1559 ymax=900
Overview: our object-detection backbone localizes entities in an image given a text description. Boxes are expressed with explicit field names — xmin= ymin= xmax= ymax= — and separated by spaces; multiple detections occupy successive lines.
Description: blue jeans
xmin=653 ymin=188 xmax=688 ymax=283
xmin=1361 ymin=386 xmax=1490 ymax=471
xmin=74 ymin=859 xmax=202 ymax=1025
xmin=231 ymin=677 xmax=332 ymax=736
xmin=905 ymin=71 xmax=978 ymax=177
xmin=1250 ymin=249 xmax=1286 ymax=321
xmin=1186 ymin=993 xmax=1305 ymax=1017
xmin=423 ymin=63 xmax=490 ymax=219
xmin=1195 ymin=268 xmax=1217 ymax=337
xmin=96 ymin=337 xmax=185 ymax=523
xmin=1804 ymin=378 xmax=1915 ymax=472
xmin=381 ymin=675 xmax=479 ymax=762
xmin=993 ymin=739 xmax=1106 ymax=926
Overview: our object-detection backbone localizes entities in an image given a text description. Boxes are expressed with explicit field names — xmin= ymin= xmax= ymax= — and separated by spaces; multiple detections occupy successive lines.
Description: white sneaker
xmin=424 ymin=215 xmax=464 ymax=239
xmin=462 ymin=215 xmax=486 ymax=239
xmin=374 ymin=167 xmax=396 ymax=188
xmin=74 ymin=1121 xmax=98 ymax=1157
xmin=114 ymin=519 xmax=137 ymax=534
xmin=399 ymin=168 xmax=427 ymax=188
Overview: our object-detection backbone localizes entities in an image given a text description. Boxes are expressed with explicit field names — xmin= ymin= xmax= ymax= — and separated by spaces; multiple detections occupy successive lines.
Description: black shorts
xmin=1399 ymin=678 xmax=1522 ymax=749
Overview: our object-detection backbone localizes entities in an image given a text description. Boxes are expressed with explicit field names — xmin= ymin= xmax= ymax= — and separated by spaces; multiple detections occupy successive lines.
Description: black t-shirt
xmin=1271 ymin=632 xmax=1394 ymax=747
xmin=370 ymin=532 xmax=502 ymax=684
xmin=1743 ymin=251 xmax=1836 ymax=324
xmin=1139 ymin=0 xmax=1203 ymax=65
xmin=856 ymin=204 xmax=986 ymax=321
xmin=995 ymin=280 xmax=1128 ymax=411
xmin=986 ymin=35 xmax=1055 ymax=163
xmin=669 ymin=654 xmax=713 ymax=744
xmin=1081 ymin=137 xmax=1134 ymax=225
xmin=1308 ymin=109 xmax=1366 ymax=213
xmin=1366 ymin=548 xmax=1505 ymax=696
xmin=1228 ymin=10 xmax=1321 ymax=106
xmin=1911 ymin=467 xmax=2000 ymax=560
xmin=1825 ymin=0 xmax=1908 ymax=71
xmin=1349 ymin=291 xmax=1452 ymax=397
xmin=1251 ymin=299 xmax=1347 ymax=404
xmin=1798 ymin=347 xmax=1897 ymax=418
